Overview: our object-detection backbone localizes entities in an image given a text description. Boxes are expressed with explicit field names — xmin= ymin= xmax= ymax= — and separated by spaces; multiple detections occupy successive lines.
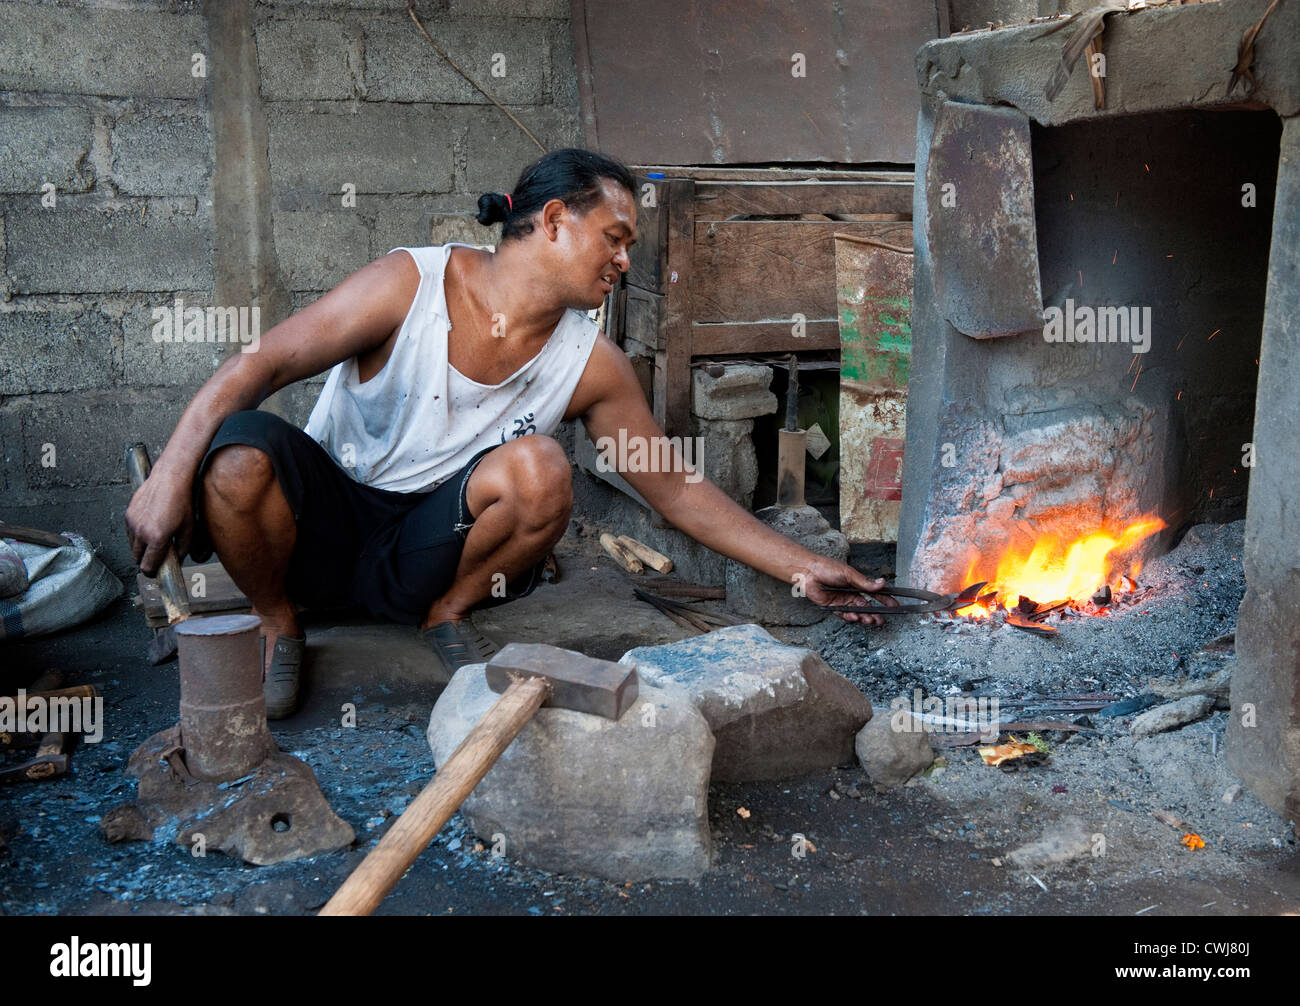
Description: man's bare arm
xmin=575 ymin=337 xmax=892 ymax=624
xmin=126 ymin=252 xmax=420 ymax=575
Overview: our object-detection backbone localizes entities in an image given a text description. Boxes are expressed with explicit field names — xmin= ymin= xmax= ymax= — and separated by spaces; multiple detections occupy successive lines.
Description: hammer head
xmin=485 ymin=643 xmax=638 ymax=721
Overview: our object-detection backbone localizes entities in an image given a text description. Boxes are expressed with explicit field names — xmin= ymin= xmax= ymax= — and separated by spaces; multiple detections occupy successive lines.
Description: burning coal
xmin=955 ymin=516 xmax=1166 ymax=619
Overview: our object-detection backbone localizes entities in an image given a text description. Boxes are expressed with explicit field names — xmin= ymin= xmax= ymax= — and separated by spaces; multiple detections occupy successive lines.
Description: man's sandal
xmin=261 ymin=634 xmax=306 ymax=720
xmin=419 ymin=620 xmax=500 ymax=677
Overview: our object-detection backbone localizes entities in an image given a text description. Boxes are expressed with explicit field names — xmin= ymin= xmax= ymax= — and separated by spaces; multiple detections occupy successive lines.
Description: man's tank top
xmin=302 ymin=243 xmax=600 ymax=493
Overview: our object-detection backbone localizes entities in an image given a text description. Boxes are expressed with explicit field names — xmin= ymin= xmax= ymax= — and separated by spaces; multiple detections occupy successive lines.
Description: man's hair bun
xmin=476 ymin=192 xmax=511 ymax=226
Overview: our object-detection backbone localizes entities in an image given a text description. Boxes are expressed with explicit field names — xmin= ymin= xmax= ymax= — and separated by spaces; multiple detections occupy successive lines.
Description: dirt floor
xmin=2 ymin=518 xmax=1297 ymax=916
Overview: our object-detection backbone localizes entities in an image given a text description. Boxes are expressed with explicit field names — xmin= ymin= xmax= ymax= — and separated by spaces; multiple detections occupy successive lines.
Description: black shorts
xmin=187 ymin=410 xmax=547 ymax=625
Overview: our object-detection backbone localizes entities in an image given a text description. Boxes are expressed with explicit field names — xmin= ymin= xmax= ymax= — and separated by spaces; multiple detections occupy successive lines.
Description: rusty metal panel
xmin=571 ymin=0 xmax=941 ymax=165
xmin=837 ymin=234 xmax=913 ymax=543
xmin=925 ymin=101 xmax=1044 ymax=337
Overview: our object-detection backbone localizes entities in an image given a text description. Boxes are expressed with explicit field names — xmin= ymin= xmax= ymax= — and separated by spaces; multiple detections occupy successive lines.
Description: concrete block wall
xmin=0 ymin=0 xmax=582 ymax=575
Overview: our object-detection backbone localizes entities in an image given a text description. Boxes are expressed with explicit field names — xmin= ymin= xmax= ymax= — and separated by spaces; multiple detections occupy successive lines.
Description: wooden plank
xmin=136 ymin=560 xmax=249 ymax=622
xmin=659 ymin=178 xmax=694 ymax=438
xmin=624 ymin=286 xmax=661 ymax=352
xmin=694 ymin=180 xmax=914 ymax=220
xmin=690 ymin=320 xmax=841 ymax=355
xmin=628 ymin=175 xmax=670 ymax=293
xmin=692 ymin=219 xmax=912 ymax=324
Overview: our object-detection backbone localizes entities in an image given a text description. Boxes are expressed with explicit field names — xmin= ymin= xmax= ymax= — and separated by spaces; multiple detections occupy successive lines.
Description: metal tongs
xmin=817 ymin=580 xmax=989 ymax=616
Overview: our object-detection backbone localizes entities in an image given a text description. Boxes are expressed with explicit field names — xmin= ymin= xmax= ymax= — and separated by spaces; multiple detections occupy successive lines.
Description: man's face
xmin=547 ymin=179 xmax=638 ymax=310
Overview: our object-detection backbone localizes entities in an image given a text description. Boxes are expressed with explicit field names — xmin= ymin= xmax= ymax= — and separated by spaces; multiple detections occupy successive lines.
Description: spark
xmin=1176 ymin=333 xmax=1188 ymax=351
xmin=1208 ymin=328 xmax=1220 ymax=341
xmin=1130 ymin=359 xmax=1143 ymax=392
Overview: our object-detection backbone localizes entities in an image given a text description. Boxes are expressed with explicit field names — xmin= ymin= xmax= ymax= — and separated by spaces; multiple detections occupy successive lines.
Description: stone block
xmin=267 ymin=103 xmax=456 ymax=197
xmin=725 ymin=505 xmax=849 ymax=626
xmin=121 ymin=300 xmax=227 ymax=388
xmin=272 ymin=209 xmax=371 ymax=291
xmin=362 ymin=19 xmax=549 ymax=104
xmin=366 ymin=195 xmax=483 ymax=258
xmin=693 ymin=416 xmax=758 ymax=508
xmin=620 ymin=623 xmax=872 ymax=782
xmin=7 ymin=204 xmax=211 ymax=294
xmin=446 ymin=0 xmax=567 ymax=15
xmin=855 ymin=709 xmax=934 ymax=787
xmin=454 ymin=105 xmax=580 ymax=193
xmin=0 ymin=106 xmax=96 ymax=194
xmin=691 ymin=363 xmax=777 ymax=420
xmin=426 ymin=663 xmax=714 ymax=881
xmin=256 ymin=19 xmax=356 ymax=100
xmin=109 ymin=110 xmax=212 ymax=195
xmin=0 ymin=7 xmax=206 ymax=99
xmin=0 ymin=305 xmax=118 ymax=395
xmin=20 ymin=391 xmax=185 ymax=490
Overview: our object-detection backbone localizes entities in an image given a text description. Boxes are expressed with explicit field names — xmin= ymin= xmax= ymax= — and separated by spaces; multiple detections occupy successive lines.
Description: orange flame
xmin=956 ymin=516 xmax=1166 ymax=616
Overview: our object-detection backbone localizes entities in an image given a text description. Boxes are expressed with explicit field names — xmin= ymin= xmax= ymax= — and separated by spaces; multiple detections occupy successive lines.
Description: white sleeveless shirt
xmin=302 ymin=243 xmax=600 ymax=493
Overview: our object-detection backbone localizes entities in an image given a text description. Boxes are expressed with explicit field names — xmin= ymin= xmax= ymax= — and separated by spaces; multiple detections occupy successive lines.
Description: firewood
xmin=599 ymin=533 xmax=643 ymax=573
xmin=614 ymin=535 xmax=673 ymax=573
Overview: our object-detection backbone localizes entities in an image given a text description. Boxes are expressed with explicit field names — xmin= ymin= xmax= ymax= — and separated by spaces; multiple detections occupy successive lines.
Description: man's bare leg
xmin=202 ymin=444 xmax=301 ymax=675
xmin=420 ymin=436 xmax=572 ymax=629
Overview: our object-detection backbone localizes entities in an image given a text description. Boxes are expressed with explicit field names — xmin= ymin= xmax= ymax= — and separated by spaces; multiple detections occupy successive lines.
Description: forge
xmin=896 ymin=1 xmax=1299 ymax=823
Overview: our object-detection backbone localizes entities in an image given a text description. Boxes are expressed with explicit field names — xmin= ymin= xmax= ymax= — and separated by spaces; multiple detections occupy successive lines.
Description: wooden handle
xmin=125 ymin=443 xmax=191 ymax=623
xmin=320 ymin=675 xmax=550 ymax=917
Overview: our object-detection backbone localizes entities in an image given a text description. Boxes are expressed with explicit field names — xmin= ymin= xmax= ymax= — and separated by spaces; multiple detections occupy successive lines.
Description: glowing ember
xmin=956 ymin=516 xmax=1166 ymax=617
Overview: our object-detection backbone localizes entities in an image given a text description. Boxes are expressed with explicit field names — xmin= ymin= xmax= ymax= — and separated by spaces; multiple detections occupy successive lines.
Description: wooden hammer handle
xmin=125 ymin=443 xmax=191 ymax=623
xmin=320 ymin=675 xmax=550 ymax=917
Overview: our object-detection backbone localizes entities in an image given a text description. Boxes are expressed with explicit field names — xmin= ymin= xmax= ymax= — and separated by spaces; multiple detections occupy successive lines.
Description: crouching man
xmin=125 ymin=149 xmax=890 ymax=719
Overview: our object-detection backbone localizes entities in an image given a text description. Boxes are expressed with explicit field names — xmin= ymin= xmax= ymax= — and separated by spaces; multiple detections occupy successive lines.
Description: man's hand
xmin=795 ymin=556 xmax=898 ymax=627
xmin=125 ymin=469 xmax=194 ymax=578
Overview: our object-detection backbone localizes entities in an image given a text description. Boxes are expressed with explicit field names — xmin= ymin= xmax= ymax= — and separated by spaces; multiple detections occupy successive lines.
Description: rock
xmin=1008 ymin=817 xmax=1093 ymax=870
xmin=725 ymin=506 xmax=850 ymax=625
xmin=426 ymin=663 xmax=714 ymax=882
xmin=1222 ymin=783 xmax=1243 ymax=805
xmin=855 ymin=708 xmax=934 ymax=787
xmin=1130 ymin=694 xmax=1216 ymax=738
xmin=620 ymin=623 xmax=872 ymax=782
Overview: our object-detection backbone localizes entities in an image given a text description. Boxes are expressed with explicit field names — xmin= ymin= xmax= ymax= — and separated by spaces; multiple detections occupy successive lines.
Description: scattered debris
xmin=1181 ymin=833 xmax=1206 ymax=851
xmin=978 ymin=739 xmax=1039 ymax=767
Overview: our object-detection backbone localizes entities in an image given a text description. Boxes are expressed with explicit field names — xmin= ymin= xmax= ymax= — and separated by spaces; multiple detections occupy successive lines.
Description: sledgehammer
xmin=320 ymin=643 xmax=638 ymax=916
